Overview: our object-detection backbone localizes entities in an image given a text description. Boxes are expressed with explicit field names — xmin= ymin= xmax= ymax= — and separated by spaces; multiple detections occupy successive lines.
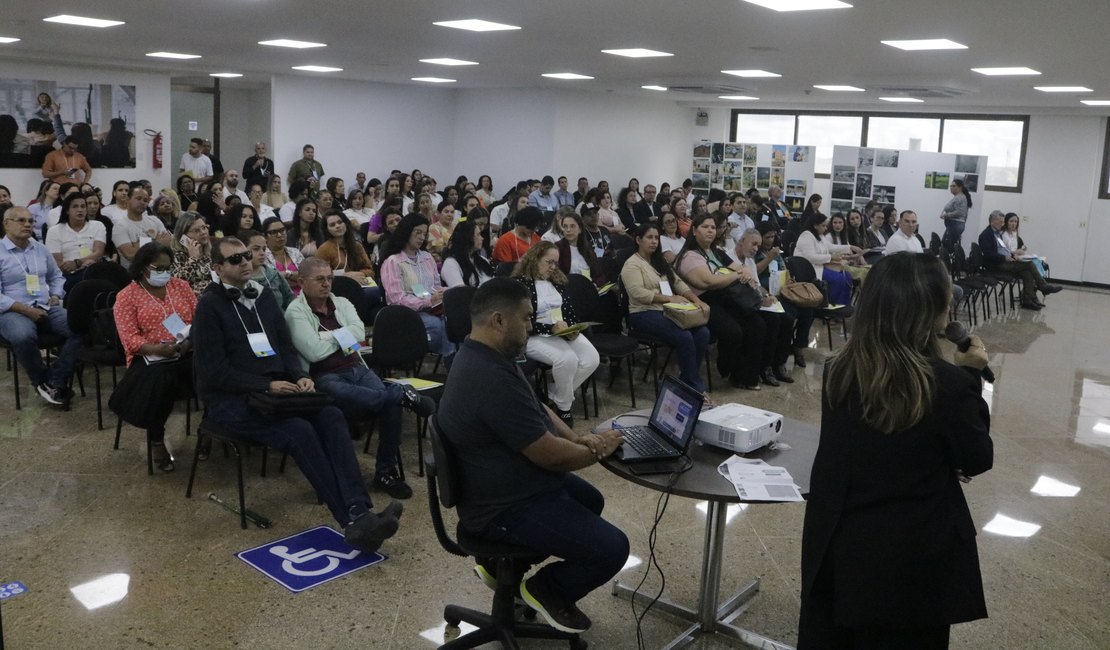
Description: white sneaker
xmin=36 ymin=382 xmax=64 ymax=405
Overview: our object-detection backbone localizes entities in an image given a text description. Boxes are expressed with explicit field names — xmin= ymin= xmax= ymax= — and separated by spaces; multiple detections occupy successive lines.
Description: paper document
xmin=760 ymin=301 xmax=785 ymax=313
xmin=386 ymin=378 xmax=443 ymax=390
xmin=663 ymin=302 xmax=698 ymax=311
xmin=596 ymin=282 xmax=616 ymax=296
xmin=717 ymin=456 xmax=803 ymax=502
xmin=553 ymin=322 xmax=601 ymax=337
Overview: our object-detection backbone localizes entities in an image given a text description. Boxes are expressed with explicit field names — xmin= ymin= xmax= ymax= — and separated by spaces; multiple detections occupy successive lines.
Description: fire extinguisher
xmin=144 ymin=129 xmax=163 ymax=169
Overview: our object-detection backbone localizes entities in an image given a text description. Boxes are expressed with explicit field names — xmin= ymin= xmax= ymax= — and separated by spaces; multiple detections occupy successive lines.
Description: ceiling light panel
xmin=722 ymin=69 xmax=781 ymax=78
xmin=1081 ymin=100 xmax=1110 ymax=106
xmin=412 ymin=77 xmax=456 ymax=83
xmin=433 ymin=19 xmax=521 ymax=32
xmin=971 ymin=67 xmax=1041 ymax=76
xmin=259 ymin=39 xmax=326 ymax=49
xmin=43 ymin=15 xmax=125 ymax=28
xmin=719 ymin=95 xmax=760 ymax=101
xmin=146 ymin=52 xmax=201 ymax=59
xmin=881 ymin=38 xmax=967 ymax=51
xmin=210 ymin=73 xmax=243 ymax=78
xmin=542 ymin=73 xmax=594 ymax=80
xmin=741 ymin=0 xmax=852 ymax=11
xmin=602 ymin=48 xmax=673 ymax=58
xmin=814 ymin=85 xmax=865 ymax=91
xmin=292 ymin=65 xmax=343 ymax=73
xmin=1034 ymin=86 xmax=1092 ymax=93
xmin=642 ymin=85 xmax=668 ymax=91
xmin=880 ymin=96 xmax=924 ymax=102
xmin=0 ymin=37 xmax=20 ymax=44
xmin=419 ymin=58 xmax=478 ymax=66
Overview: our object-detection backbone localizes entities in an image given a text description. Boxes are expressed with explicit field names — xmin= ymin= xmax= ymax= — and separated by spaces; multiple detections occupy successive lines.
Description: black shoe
xmin=1041 ymin=284 xmax=1062 ymax=295
xmin=36 ymin=382 xmax=64 ymax=405
xmin=1020 ymin=300 xmax=1042 ymax=311
xmin=793 ymin=352 xmax=806 ymax=369
xmin=373 ymin=467 xmax=413 ymax=499
xmin=399 ymin=384 xmax=435 ymax=418
xmin=761 ymin=367 xmax=780 ymax=387
xmin=554 ymin=407 xmax=574 ymax=429
xmin=152 ymin=442 xmax=175 ymax=472
xmin=773 ymin=365 xmax=795 ymax=383
xmin=520 ymin=576 xmax=592 ymax=633
xmin=344 ymin=503 xmax=402 ymax=554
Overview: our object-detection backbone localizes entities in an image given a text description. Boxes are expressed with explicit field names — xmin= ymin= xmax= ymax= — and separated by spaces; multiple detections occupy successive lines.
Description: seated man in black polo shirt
xmin=192 ymin=237 xmax=402 ymax=553
xmin=437 ymin=278 xmax=627 ymax=634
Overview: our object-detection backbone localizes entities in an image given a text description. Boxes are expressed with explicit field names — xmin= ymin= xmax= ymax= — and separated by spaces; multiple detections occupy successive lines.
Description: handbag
xmin=663 ymin=303 xmax=709 ymax=329
xmin=779 ymin=281 xmax=825 ymax=308
xmin=247 ymin=390 xmax=334 ymax=419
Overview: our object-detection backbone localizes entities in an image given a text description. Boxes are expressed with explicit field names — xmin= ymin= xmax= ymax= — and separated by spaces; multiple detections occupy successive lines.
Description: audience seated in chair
xmin=754 ymin=221 xmax=813 ymax=368
xmin=437 ymin=278 xmax=628 ymax=635
xmin=191 ymin=236 xmax=402 ymax=554
xmin=978 ymin=210 xmax=1061 ymax=311
xmin=794 ymin=212 xmax=861 ymax=307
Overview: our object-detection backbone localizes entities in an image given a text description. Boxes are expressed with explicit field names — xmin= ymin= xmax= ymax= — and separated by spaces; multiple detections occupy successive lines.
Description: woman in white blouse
xmin=46 ymin=192 xmax=106 ymax=291
xmin=659 ymin=212 xmax=685 ymax=263
xmin=440 ymin=220 xmax=493 ymax=288
xmin=343 ymin=189 xmax=375 ymax=229
xmin=794 ymin=212 xmax=861 ymax=306
xmin=596 ymin=191 xmax=626 ymax=236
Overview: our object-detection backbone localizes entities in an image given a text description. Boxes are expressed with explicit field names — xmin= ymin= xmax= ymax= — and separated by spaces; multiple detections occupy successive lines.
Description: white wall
xmin=452 ymin=89 xmax=556 ymax=192
xmin=0 ymin=62 xmax=171 ymax=201
xmin=170 ymin=89 xmax=212 ymax=165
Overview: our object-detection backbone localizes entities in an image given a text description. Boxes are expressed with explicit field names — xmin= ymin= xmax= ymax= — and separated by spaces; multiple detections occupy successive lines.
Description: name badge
xmin=580 ymin=268 xmax=591 ymax=280
xmin=716 ymin=267 xmax=734 ymax=275
xmin=333 ymin=269 xmax=346 ymax=277
xmin=364 ymin=277 xmax=377 ymax=287
xmin=79 ymin=245 xmax=93 ymax=258
xmin=25 ymin=274 xmax=42 ymax=296
xmin=332 ymin=327 xmax=361 ymax=355
xmin=594 ymin=246 xmax=605 ymax=259
xmin=411 ymin=283 xmax=431 ymax=298
xmin=658 ymin=280 xmax=673 ymax=296
xmin=550 ymin=307 xmax=564 ymax=323
xmin=138 ymin=236 xmax=153 ymax=248
xmin=247 ymin=331 xmax=276 ymax=357
xmin=162 ymin=313 xmax=187 ymax=339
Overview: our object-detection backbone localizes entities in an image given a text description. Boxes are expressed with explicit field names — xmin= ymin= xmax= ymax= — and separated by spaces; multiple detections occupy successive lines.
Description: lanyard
xmin=232 ymin=300 xmax=268 ymax=340
xmin=8 ymin=244 xmax=38 ymax=276
xmin=141 ymin=283 xmax=179 ymax=319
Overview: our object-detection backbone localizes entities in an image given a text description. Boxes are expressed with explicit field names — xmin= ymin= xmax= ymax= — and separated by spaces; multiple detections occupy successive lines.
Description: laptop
xmin=614 ymin=376 xmax=706 ymax=463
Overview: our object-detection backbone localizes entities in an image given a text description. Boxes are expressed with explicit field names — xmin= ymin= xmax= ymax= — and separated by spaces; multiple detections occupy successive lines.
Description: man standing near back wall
xmin=288 ymin=144 xmax=325 ymax=188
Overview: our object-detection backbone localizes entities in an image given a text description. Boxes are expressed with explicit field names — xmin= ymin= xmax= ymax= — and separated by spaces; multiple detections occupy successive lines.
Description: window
xmin=734 ymin=113 xmax=795 ymax=145
xmin=729 ymin=109 xmax=1028 ymax=192
xmin=797 ymin=115 xmax=864 ymax=175
xmin=866 ymin=117 xmax=941 ymax=152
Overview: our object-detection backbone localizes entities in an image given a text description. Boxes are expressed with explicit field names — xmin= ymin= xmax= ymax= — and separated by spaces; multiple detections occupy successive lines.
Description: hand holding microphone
xmin=945 ymin=321 xmax=994 ymax=383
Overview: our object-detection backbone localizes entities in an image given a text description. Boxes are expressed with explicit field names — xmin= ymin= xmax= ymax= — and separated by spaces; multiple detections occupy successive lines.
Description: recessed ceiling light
xmin=719 ymin=95 xmax=760 ymax=101
xmin=1034 ymin=86 xmax=1093 ymax=93
xmin=433 ymin=19 xmax=521 ymax=32
xmin=602 ymin=48 xmax=673 ymax=58
xmin=1081 ymin=100 xmax=1110 ymax=106
xmin=412 ymin=77 xmax=456 ymax=83
xmin=292 ymin=65 xmax=343 ymax=73
xmin=881 ymin=38 xmax=967 ymax=51
xmin=880 ymin=96 xmax=924 ymax=103
xmin=258 ymin=39 xmax=326 ymax=49
xmin=419 ymin=58 xmax=478 ymax=66
xmin=209 ymin=73 xmax=243 ymax=78
xmin=43 ymin=15 xmax=125 ymax=28
xmin=642 ymin=85 xmax=668 ymax=91
xmin=740 ymin=0 xmax=852 ymax=11
xmin=542 ymin=73 xmax=594 ymax=80
xmin=722 ymin=69 xmax=781 ymax=78
xmin=814 ymin=84 xmax=866 ymax=92
xmin=146 ymin=52 xmax=201 ymax=60
xmin=0 ymin=37 xmax=20 ymax=44
xmin=971 ymin=67 xmax=1041 ymax=76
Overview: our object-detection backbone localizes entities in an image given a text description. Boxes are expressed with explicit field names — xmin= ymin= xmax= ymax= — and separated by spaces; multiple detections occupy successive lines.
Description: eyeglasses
xmin=149 ymin=264 xmax=172 ymax=272
xmin=307 ymin=275 xmax=332 ymax=284
xmin=223 ymin=251 xmax=253 ymax=265
xmin=6 ymin=217 xmax=33 ymax=225
xmin=266 ymin=228 xmax=287 ymax=236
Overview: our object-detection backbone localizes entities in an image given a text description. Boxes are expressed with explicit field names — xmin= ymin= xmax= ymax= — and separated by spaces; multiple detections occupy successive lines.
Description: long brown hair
xmin=824 ymin=253 xmax=951 ymax=433
xmin=512 ymin=241 xmax=567 ymax=285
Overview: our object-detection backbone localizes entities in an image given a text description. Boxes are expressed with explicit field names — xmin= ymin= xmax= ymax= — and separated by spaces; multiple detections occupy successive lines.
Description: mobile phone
xmin=179 ymin=234 xmax=193 ymax=247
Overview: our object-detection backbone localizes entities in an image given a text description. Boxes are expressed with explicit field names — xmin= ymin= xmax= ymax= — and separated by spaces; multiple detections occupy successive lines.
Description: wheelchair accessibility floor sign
xmin=237 ymin=526 xmax=386 ymax=593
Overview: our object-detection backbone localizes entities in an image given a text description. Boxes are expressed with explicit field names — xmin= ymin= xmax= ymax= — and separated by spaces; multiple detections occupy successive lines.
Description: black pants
xmin=781 ymin=301 xmax=814 ymax=349
xmin=702 ymin=291 xmax=764 ymax=386
xmin=758 ymin=310 xmax=795 ymax=368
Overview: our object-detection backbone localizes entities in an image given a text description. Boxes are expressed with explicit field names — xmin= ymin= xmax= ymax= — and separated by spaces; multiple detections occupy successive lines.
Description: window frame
xmin=1099 ymin=118 xmax=1110 ymax=200
xmin=730 ymin=109 xmax=1029 ymax=193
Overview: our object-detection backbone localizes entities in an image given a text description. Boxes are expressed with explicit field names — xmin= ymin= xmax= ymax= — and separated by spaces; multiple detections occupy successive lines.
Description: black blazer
xmin=800 ymin=360 xmax=991 ymax=634
xmin=615 ymin=206 xmax=637 ymax=232
xmin=978 ymin=226 xmax=1008 ymax=268
xmin=633 ymin=200 xmax=660 ymax=224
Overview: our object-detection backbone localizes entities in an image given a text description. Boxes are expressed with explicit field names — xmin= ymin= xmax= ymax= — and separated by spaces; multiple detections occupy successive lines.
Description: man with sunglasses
xmin=0 ymin=207 xmax=83 ymax=406
xmin=192 ymin=237 xmax=402 ymax=553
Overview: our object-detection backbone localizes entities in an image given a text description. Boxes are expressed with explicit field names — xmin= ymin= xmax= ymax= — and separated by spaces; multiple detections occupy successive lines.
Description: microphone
xmin=944 ymin=321 xmax=995 ymax=383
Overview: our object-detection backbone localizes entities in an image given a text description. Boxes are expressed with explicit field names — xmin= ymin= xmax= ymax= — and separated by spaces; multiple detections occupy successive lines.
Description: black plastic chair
xmin=65 ymin=280 xmax=125 ymax=429
xmin=0 ymin=327 xmax=70 ymax=410
xmin=493 ymin=262 xmax=516 ymax=277
xmin=565 ymin=275 xmax=640 ymax=415
xmin=784 ymin=257 xmax=853 ymax=349
xmin=331 ymin=275 xmax=376 ymax=334
xmin=432 ymin=285 xmax=476 ymax=375
xmin=185 ymin=419 xmax=280 ymax=529
xmin=82 ymin=260 xmax=131 ymax=290
xmin=424 ymin=417 xmax=586 ymax=650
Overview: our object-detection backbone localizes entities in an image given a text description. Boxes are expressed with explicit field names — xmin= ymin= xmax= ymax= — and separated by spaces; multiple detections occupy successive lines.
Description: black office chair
xmin=432 ymin=285 xmax=476 ymax=375
xmin=331 ymin=275 xmax=377 ymax=333
xmin=493 ymin=262 xmax=516 ymax=277
xmin=564 ymin=274 xmax=640 ymax=415
xmin=784 ymin=257 xmax=853 ymax=349
xmin=82 ymin=260 xmax=131 ymax=290
xmin=424 ymin=417 xmax=586 ymax=650
xmin=186 ymin=418 xmax=282 ymax=529
xmin=65 ymin=280 xmax=125 ymax=429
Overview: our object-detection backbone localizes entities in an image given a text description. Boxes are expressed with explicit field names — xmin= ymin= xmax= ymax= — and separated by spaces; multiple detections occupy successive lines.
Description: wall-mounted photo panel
xmin=757 ymin=167 xmax=771 ymax=189
xmin=790 ymin=146 xmax=811 ymax=163
xmin=858 ymin=148 xmax=875 ymax=172
xmin=692 ymin=172 xmax=710 ymax=190
xmin=695 ymin=142 xmax=815 ymax=195
xmin=771 ymin=145 xmax=787 ymax=167
xmin=873 ymin=185 xmax=896 ymax=204
xmin=711 ymin=142 xmax=724 ymax=163
xmin=875 ymin=149 xmax=900 ymax=168
xmin=693 ymin=158 xmax=710 ymax=173
xmin=743 ymin=145 xmax=757 ymax=165
xmin=770 ymin=168 xmax=785 ymax=188
xmin=830 ymin=199 xmax=853 ymax=215
xmin=693 ymin=141 xmax=711 ymax=158
xmin=855 ymin=173 xmax=872 ymax=198
xmin=832 ymin=183 xmax=854 ymax=200
xmin=724 ymin=144 xmax=743 ymax=160
xmin=955 ymin=155 xmax=980 ymax=174
xmin=833 ymin=165 xmax=856 ymax=183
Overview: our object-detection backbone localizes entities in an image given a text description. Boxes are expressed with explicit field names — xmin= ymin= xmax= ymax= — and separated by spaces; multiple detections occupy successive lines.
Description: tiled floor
xmin=1 ymin=287 xmax=1107 ymax=649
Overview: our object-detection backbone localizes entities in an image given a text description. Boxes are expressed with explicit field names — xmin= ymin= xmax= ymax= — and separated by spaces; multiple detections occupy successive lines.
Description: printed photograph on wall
xmin=786 ymin=196 xmax=805 ymax=212
xmin=790 ymin=145 xmax=810 ymax=163
xmin=743 ymin=145 xmax=757 ymax=166
xmin=769 ymin=168 xmax=785 ymax=188
xmin=855 ymin=173 xmax=872 ymax=198
xmin=742 ymin=166 xmax=756 ymax=188
xmin=691 ymin=172 xmax=710 ymax=190
xmin=756 ymin=166 xmax=771 ymax=189
xmin=875 ymin=149 xmax=900 ymax=168
xmin=857 ymin=147 xmax=875 ymax=172
xmin=710 ymin=163 xmax=722 ymax=184
xmin=724 ymin=143 xmax=743 ymax=160
xmin=955 ymin=155 xmax=979 ymax=174
xmin=930 ymin=172 xmax=950 ymax=190
xmin=831 ymin=199 xmax=853 ymax=215
xmin=955 ymin=173 xmax=979 ymax=192
xmin=0 ymin=78 xmax=137 ymax=168
xmin=693 ymin=141 xmax=711 ymax=158
xmin=832 ymin=182 xmax=854 ymax=200
xmin=854 ymin=197 xmax=872 ymax=212
xmin=771 ymin=145 xmax=787 ymax=167
xmin=723 ymin=175 xmax=744 ymax=191
xmin=872 ymin=185 xmax=896 ymax=204
xmin=723 ymin=160 xmax=743 ymax=175
xmin=693 ymin=158 xmax=710 ymax=173
xmin=833 ymin=165 xmax=856 ymax=183
xmin=786 ymin=179 xmax=807 ymax=196
xmin=711 ymin=142 xmax=724 ymax=163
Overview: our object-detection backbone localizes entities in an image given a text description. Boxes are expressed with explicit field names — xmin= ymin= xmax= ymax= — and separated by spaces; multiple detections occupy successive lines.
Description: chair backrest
xmin=929 ymin=231 xmax=943 ymax=254
xmin=784 ymin=255 xmax=817 ymax=283
xmin=564 ymin=274 xmax=601 ymax=323
xmin=968 ymin=243 xmax=987 ymax=273
xmin=442 ymin=285 xmax=476 ymax=344
xmin=88 ymin=290 xmax=125 ymax=358
xmin=493 ymin=261 xmax=516 ymax=277
xmin=330 ymin=275 xmax=375 ymax=326
xmin=83 ymin=261 xmax=131 ymax=290
xmin=951 ymin=245 xmax=970 ymax=276
xmin=66 ymin=279 xmax=120 ymax=335
xmin=424 ymin=416 xmax=468 ymax=557
xmin=779 ymin=230 xmax=800 ymax=257
xmin=371 ymin=305 xmax=429 ymax=371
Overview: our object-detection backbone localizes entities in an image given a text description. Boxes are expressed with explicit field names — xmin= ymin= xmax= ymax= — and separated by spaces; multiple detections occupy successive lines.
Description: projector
xmin=694 ymin=403 xmax=783 ymax=453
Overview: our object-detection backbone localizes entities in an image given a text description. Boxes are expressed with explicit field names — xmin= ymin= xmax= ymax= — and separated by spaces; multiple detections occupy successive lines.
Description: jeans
xmin=0 ymin=306 xmax=82 ymax=387
xmin=943 ymin=219 xmax=966 ymax=252
xmin=316 ymin=365 xmax=404 ymax=474
xmin=628 ymin=309 xmax=710 ymax=392
xmin=205 ymin=400 xmax=372 ymax=525
xmin=419 ymin=311 xmax=455 ymax=360
xmin=482 ymin=474 xmax=629 ymax=610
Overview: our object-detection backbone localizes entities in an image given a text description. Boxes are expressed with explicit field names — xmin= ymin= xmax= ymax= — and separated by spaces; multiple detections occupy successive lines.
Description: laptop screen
xmin=648 ymin=376 xmax=705 ymax=449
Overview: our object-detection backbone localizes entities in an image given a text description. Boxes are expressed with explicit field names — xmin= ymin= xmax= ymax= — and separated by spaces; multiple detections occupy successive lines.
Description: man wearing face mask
xmin=192 ymin=237 xmax=403 ymax=553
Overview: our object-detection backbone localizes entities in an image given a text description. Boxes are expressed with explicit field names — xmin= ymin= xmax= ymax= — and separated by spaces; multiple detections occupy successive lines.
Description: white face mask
xmin=147 ymin=270 xmax=172 ymax=287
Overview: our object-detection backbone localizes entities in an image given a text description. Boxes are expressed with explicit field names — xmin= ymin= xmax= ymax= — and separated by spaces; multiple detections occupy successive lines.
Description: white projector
xmin=694 ymin=403 xmax=783 ymax=453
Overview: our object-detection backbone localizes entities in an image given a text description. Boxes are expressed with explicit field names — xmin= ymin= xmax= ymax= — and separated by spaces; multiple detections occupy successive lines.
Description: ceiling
xmin=3 ymin=0 xmax=1110 ymax=112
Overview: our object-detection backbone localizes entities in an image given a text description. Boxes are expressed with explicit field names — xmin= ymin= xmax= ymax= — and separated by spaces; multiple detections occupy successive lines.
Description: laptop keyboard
xmin=622 ymin=427 xmax=671 ymax=456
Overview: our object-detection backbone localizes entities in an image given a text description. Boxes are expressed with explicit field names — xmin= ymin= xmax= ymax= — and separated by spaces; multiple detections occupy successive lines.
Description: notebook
xmin=614 ymin=375 xmax=705 ymax=463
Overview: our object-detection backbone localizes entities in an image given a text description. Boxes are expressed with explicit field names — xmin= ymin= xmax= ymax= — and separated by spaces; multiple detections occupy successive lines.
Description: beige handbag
xmin=662 ymin=303 xmax=710 ymax=329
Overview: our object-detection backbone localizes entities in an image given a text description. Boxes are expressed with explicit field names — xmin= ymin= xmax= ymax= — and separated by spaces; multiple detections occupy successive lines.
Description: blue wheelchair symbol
xmin=237 ymin=526 xmax=386 ymax=592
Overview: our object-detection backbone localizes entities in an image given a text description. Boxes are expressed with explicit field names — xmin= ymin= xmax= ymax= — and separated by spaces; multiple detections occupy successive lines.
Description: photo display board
xmin=830 ymin=146 xmax=986 ymax=242
xmin=693 ymin=141 xmax=816 ymax=211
